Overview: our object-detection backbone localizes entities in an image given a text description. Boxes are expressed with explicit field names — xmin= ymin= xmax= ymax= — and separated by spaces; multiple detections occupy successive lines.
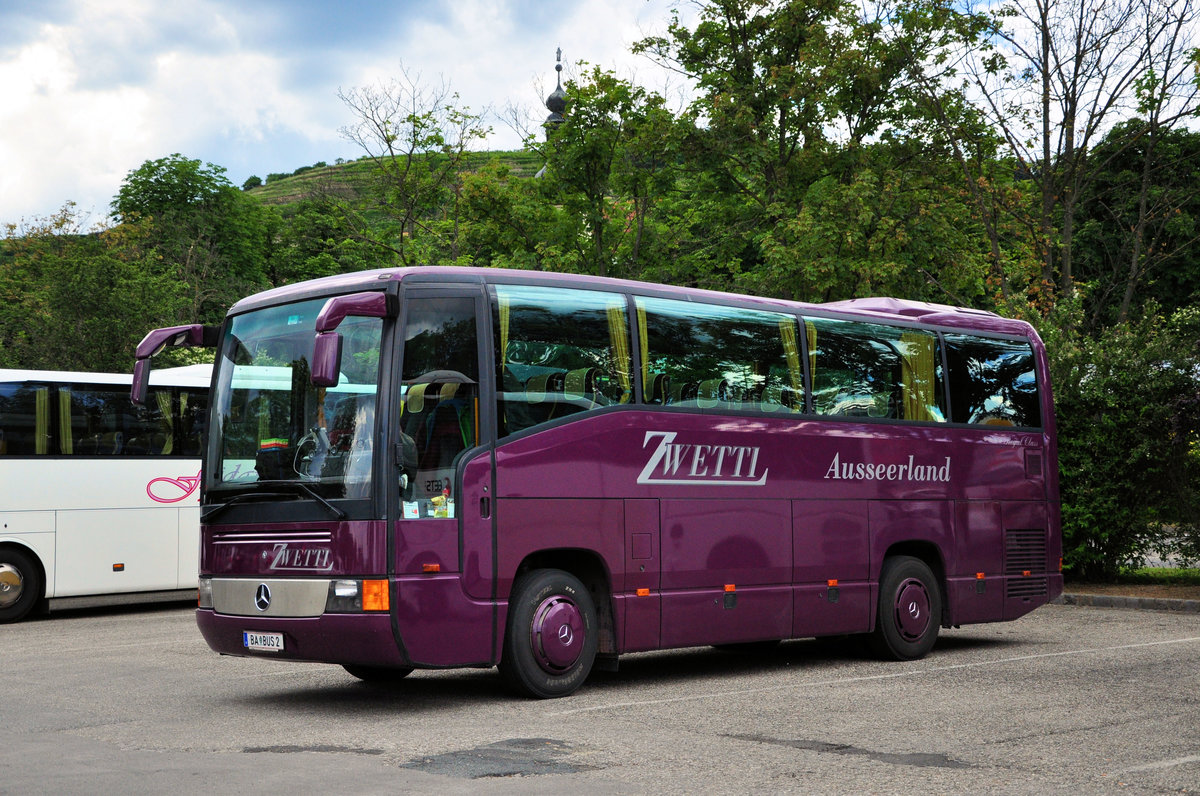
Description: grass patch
xmin=1113 ymin=567 xmax=1200 ymax=585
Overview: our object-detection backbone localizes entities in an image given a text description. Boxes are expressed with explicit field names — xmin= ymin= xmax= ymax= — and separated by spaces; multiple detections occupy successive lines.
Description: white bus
xmin=0 ymin=364 xmax=209 ymax=622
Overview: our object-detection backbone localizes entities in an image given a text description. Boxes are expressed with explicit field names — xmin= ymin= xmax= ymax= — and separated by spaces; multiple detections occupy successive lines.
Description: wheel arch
xmin=0 ymin=540 xmax=49 ymax=618
xmin=879 ymin=540 xmax=948 ymax=626
xmin=511 ymin=548 xmax=616 ymax=655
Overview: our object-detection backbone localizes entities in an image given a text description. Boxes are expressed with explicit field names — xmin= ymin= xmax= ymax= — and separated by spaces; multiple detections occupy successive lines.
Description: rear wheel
xmin=500 ymin=568 xmax=597 ymax=699
xmin=342 ymin=664 xmax=414 ymax=683
xmin=0 ymin=547 xmax=42 ymax=624
xmin=869 ymin=556 xmax=941 ymax=661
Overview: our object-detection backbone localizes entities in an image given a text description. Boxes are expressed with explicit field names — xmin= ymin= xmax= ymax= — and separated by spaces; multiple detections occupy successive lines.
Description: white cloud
xmin=0 ymin=0 xmax=694 ymax=224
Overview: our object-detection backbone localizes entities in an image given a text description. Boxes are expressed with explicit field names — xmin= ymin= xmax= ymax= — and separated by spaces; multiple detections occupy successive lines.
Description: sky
xmin=0 ymin=0 xmax=693 ymax=226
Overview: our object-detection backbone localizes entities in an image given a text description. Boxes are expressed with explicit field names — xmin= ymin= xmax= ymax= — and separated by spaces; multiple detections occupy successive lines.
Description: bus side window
xmin=635 ymin=296 xmax=799 ymax=414
xmin=807 ymin=318 xmax=946 ymax=422
xmin=493 ymin=285 xmax=632 ymax=439
xmin=0 ymin=382 xmax=49 ymax=455
xmin=944 ymin=334 xmax=1040 ymax=427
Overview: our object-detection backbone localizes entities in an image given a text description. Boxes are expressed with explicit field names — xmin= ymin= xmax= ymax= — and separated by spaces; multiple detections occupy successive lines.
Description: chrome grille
xmin=211 ymin=529 xmax=332 ymax=545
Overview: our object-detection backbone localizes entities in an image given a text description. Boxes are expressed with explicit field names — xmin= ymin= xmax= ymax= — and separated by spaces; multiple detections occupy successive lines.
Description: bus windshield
xmin=210 ymin=297 xmax=382 ymax=500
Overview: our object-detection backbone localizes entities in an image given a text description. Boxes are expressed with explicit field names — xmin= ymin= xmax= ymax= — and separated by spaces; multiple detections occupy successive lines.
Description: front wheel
xmin=500 ymin=568 xmax=598 ymax=699
xmin=869 ymin=556 xmax=942 ymax=661
xmin=0 ymin=547 xmax=42 ymax=624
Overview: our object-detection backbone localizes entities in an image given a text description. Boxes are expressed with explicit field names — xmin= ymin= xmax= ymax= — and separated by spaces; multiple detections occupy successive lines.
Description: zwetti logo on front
xmin=264 ymin=543 xmax=334 ymax=572
xmin=637 ymin=431 xmax=768 ymax=486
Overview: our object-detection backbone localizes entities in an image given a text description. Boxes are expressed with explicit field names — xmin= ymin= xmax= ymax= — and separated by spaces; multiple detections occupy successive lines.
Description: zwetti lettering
xmin=637 ymin=431 xmax=768 ymax=486
xmin=267 ymin=544 xmax=333 ymax=572
xmin=823 ymin=452 xmax=950 ymax=482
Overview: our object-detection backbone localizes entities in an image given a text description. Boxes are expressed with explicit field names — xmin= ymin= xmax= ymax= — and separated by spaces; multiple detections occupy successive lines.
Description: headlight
xmin=197 ymin=577 xmax=213 ymax=609
xmin=324 ymin=579 xmax=390 ymax=612
xmin=325 ymin=579 xmax=362 ymax=612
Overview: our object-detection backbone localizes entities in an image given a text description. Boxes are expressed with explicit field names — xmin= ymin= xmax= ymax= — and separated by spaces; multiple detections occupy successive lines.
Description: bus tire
xmin=341 ymin=664 xmax=414 ymax=683
xmin=500 ymin=568 xmax=597 ymax=699
xmin=0 ymin=547 xmax=42 ymax=624
xmin=869 ymin=555 xmax=941 ymax=661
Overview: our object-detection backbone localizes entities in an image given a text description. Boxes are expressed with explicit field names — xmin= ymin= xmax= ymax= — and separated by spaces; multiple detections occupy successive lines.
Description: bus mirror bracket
xmin=131 ymin=324 xmax=218 ymax=405
xmin=311 ymin=291 xmax=396 ymax=388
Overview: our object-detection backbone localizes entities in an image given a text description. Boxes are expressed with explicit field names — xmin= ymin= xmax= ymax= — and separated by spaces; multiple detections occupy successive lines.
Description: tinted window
xmin=494 ymin=286 xmax=632 ymax=438
xmin=807 ymin=318 xmax=945 ymax=422
xmin=944 ymin=334 xmax=1040 ymax=427
xmin=637 ymin=297 xmax=803 ymax=412
xmin=0 ymin=381 xmax=205 ymax=456
xmin=400 ymin=297 xmax=480 ymax=514
xmin=0 ymin=382 xmax=50 ymax=454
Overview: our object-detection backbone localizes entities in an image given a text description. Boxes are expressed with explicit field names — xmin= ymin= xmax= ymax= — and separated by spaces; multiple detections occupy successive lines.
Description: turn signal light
xmin=422 ymin=563 xmax=441 ymax=573
xmin=636 ymin=588 xmax=650 ymax=597
xmin=724 ymin=584 xmax=736 ymax=593
xmin=363 ymin=579 xmax=389 ymax=611
xmin=976 ymin=572 xmax=986 ymax=580
xmin=827 ymin=579 xmax=838 ymax=588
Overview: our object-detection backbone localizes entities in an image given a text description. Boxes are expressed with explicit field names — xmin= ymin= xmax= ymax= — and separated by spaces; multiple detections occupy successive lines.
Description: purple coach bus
xmin=133 ymin=267 xmax=1062 ymax=698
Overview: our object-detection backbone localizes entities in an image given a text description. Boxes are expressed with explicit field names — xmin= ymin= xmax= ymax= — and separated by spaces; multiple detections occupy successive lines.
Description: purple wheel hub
xmin=893 ymin=577 xmax=931 ymax=642
xmin=529 ymin=594 xmax=585 ymax=673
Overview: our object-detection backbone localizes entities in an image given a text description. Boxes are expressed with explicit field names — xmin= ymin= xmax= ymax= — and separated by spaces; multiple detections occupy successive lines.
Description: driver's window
xmin=398 ymin=296 xmax=479 ymax=519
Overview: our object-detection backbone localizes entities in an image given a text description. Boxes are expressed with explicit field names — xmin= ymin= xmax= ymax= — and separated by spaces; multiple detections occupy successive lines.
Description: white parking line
xmin=550 ymin=636 xmax=1200 ymax=716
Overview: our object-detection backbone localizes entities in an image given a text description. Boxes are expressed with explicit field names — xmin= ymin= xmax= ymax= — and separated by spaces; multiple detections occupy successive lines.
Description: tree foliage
xmin=1042 ymin=302 xmax=1200 ymax=577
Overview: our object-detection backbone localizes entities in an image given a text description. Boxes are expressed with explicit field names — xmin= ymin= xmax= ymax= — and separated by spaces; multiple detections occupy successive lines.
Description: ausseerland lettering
xmin=824 ymin=452 xmax=950 ymax=482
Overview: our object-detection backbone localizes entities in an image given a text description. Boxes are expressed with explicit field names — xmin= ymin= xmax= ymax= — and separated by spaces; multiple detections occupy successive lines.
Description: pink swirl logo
xmin=147 ymin=471 xmax=202 ymax=503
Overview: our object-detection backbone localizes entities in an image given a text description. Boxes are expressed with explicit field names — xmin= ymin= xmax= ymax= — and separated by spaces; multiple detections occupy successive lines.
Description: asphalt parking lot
xmin=2 ymin=600 xmax=1198 ymax=794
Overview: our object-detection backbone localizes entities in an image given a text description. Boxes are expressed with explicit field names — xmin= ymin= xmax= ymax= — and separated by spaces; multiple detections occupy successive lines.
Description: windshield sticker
xmin=824 ymin=453 xmax=951 ymax=482
xmin=637 ymin=431 xmax=768 ymax=486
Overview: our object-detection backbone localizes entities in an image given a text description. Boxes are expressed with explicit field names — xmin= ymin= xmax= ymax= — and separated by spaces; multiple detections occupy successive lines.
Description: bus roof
xmin=228 ymin=266 xmax=1036 ymax=338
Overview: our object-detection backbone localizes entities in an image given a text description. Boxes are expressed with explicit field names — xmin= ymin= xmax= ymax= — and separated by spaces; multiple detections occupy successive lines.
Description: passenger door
xmin=390 ymin=287 xmax=494 ymax=595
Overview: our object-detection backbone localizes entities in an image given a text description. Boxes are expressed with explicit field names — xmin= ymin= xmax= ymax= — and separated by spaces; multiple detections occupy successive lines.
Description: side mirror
xmin=311 ymin=332 xmax=344 ymax=387
xmin=132 ymin=358 xmax=153 ymax=407
xmin=131 ymin=324 xmax=216 ymax=405
xmin=310 ymin=291 xmax=394 ymax=388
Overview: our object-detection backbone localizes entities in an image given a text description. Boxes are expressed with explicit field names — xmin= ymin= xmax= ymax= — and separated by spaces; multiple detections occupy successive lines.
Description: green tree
xmin=1041 ymin=302 xmax=1200 ymax=578
xmin=1073 ymin=122 xmax=1200 ymax=330
xmin=538 ymin=67 xmax=684 ymax=280
xmin=337 ymin=67 xmax=491 ymax=266
xmin=112 ymin=153 xmax=272 ymax=322
xmin=958 ymin=0 xmax=1200 ymax=306
xmin=0 ymin=205 xmax=186 ymax=371
xmin=632 ymin=0 xmax=1002 ymax=300
xmin=267 ymin=198 xmax=379 ymax=284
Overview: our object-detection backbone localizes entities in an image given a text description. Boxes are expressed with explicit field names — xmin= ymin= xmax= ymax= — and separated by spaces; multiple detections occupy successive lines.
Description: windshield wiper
xmin=202 ymin=481 xmax=347 ymax=522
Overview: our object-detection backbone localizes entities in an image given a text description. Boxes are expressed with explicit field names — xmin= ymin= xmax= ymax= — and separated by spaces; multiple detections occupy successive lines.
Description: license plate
xmin=243 ymin=631 xmax=284 ymax=652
